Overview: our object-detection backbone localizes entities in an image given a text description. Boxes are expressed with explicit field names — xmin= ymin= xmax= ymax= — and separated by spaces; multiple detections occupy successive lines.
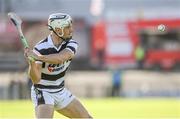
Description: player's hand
xmin=24 ymin=48 xmax=34 ymax=62
xmin=24 ymin=48 xmax=39 ymax=61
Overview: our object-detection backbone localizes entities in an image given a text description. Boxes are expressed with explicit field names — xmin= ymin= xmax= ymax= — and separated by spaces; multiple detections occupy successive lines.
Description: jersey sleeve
xmin=65 ymin=40 xmax=78 ymax=54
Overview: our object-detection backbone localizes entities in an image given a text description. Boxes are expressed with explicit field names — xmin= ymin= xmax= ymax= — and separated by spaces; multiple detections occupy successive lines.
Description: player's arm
xmin=39 ymin=49 xmax=74 ymax=64
xmin=28 ymin=61 xmax=42 ymax=84
xmin=39 ymin=41 xmax=78 ymax=64
xmin=28 ymin=41 xmax=78 ymax=64
xmin=25 ymin=48 xmax=42 ymax=84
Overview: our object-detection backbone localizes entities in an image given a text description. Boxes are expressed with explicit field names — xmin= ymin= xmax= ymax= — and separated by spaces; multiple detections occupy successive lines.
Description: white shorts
xmin=31 ymin=87 xmax=75 ymax=110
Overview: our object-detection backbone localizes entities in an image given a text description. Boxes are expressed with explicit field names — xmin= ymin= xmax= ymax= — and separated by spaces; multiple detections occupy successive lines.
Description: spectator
xmin=111 ymin=69 xmax=122 ymax=97
xmin=135 ymin=44 xmax=145 ymax=69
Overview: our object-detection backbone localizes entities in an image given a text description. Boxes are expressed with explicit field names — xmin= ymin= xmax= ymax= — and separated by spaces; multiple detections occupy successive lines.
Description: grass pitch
xmin=0 ymin=98 xmax=180 ymax=118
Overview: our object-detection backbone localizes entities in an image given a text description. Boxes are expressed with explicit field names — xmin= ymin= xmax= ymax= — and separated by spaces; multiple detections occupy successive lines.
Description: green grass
xmin=0 ymin=98 xmax=180 ymax=118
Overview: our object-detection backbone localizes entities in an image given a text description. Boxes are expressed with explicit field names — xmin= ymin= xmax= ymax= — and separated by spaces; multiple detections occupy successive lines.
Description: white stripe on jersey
xmin=39 ymin=77 xmax=64 ymax=85
xmin=32 ymin=35 xmax=78 ymax=92
xmin=37 ymin=41 xmax=53 ymax=50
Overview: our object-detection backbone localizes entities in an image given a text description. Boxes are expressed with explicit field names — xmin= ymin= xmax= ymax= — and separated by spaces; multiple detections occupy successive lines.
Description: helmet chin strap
xmin=48 ymin=25 xmax=71 ymax=41
xmin=52 ymin=28 xmax=66 ymax=41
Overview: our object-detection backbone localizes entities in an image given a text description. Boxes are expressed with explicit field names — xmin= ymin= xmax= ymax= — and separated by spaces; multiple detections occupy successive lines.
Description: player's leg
xmin=57 ymin=98 xmax=92 ymax=118
xmin=31 ymin=87 xmax=55 ymax=119
xmin=55 ymin=88 xmax=92 ymax=118
xmin=35 ymin=104 xmax=54 ymax=119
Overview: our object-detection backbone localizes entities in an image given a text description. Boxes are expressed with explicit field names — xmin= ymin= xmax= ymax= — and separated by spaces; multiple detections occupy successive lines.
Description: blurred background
xmin=0 ymin=0 xmax=180 ymax=118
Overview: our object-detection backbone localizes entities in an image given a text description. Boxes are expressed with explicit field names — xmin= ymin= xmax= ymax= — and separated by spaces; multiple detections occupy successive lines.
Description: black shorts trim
xmin=34 ymin=88 xmax=45 ymax=105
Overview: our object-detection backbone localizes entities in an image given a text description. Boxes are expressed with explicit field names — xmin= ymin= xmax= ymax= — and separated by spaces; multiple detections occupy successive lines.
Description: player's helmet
xmin=48 ymin=13 xmax=72 ymax=31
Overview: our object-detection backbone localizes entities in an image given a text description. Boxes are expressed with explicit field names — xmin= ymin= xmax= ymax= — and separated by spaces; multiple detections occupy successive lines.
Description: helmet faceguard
xmin=48 ymin=13 xmax=72 ymax=39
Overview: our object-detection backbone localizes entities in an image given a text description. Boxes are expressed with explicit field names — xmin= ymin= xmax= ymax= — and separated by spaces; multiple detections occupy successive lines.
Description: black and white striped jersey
xmin=32 ymin=35 xmax=78 ymax=92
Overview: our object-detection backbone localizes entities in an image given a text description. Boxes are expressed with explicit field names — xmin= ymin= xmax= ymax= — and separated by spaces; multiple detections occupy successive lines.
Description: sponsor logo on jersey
xmin=48 ymin=64 xmax=64 ymax=72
